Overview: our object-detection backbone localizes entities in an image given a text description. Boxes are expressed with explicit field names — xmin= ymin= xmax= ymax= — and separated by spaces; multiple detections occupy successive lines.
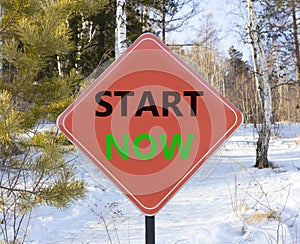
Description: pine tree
xmin=0 ymin=0 xmax=86 ymax=242
xmin=226 ymin=46 xmax=257 ymax=124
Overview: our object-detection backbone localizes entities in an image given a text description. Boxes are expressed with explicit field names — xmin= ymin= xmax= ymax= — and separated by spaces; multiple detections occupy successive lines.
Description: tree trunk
xmin=141 ymin=5 xmax=149 ymax=32
xmin=291 ymin=0 xmax=300 ymax=81
xmin=57 ymin=55 xmax=63 ymax=77
xmin=162 ymin=0 xmax=166 ymax=43
xmin=115 ymin=0 xmax=127 ymax=59
xmin=255 ymin=119 xmax=271 ymax=168
xmin=247 ymin=0 xmax=272 ymax=168
xmin=75 ymin=15 xmax=84 ymax=73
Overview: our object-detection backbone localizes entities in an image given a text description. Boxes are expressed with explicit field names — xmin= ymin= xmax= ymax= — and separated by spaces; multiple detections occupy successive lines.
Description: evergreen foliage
xmin=0 ymin=0 xmax=87 ymax=242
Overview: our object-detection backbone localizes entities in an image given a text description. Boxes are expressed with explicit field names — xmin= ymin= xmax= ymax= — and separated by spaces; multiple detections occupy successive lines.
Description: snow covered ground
xmin=27 ymin=123 xmax=300 ymax=243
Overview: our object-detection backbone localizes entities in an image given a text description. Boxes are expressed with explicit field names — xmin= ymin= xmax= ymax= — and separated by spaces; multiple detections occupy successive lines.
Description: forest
xmin=0 ymin=0 xmax=299 ymax=243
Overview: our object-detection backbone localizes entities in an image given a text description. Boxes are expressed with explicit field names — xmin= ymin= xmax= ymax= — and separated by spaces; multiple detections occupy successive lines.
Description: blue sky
xmin=167 ymin=0 xmax=250 ymax=59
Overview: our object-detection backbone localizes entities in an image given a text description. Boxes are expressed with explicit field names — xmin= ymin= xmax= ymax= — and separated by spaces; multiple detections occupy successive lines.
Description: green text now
xmin=106 ymin=134 xmax=194 ymax=160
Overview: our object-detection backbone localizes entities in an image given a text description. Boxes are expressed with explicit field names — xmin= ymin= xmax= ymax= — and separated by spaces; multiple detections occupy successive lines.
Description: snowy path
xmin=28 ymin=124 xmax=300 ymax=243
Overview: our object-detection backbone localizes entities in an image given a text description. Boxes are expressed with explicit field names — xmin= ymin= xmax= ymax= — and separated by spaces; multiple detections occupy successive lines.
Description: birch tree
xmin=247 ymin=0 xmax=273 ymax=168
xmin=68 ymin=0 xmax=108 ymax=76
xmin=115 ymin=0 xmax=127 ymax=59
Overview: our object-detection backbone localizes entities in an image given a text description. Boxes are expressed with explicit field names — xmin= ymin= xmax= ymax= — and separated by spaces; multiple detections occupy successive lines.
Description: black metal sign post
xmin=145 ymin=215 xmax=155 ymax=244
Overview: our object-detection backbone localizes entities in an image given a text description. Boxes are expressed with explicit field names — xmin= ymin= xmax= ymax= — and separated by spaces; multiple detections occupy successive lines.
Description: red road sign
xmin=57 ymin=33 xmax=243 ymax=215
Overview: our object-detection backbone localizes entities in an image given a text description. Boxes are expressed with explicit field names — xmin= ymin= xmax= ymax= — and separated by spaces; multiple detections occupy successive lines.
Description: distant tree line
xmin=172 ymin=0 xmax=300 ymax=125
xmin=171 ymin=0 xmax=299 ymax=169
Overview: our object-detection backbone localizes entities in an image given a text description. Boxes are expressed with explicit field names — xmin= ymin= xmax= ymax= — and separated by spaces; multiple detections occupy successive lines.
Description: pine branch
xmin=0 ymin=185 xmax=40 ymax=196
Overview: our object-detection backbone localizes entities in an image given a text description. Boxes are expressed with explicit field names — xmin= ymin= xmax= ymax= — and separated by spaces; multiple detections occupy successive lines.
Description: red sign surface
xmin=57 ymin=33 xmax=243 ymax=215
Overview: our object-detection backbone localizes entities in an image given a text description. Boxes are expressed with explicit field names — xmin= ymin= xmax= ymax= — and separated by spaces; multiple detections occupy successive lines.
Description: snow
xmin=27 ymin=123 xmax=300 ymax=243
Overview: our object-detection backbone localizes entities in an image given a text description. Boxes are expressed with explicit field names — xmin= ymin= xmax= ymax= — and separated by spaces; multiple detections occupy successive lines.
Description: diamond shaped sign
xmin=57 ymin=33 xmax=243 ymax=215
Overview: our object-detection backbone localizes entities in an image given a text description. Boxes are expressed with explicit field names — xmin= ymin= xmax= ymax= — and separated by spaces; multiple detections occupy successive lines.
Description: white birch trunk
xmin=57 ymin=56 xmax=63 ymax=77
xmin=247 ymin=0 xmax=273 ymax=168
xmin=142 ymin=5 xmax=149 ymax=32
xmin=115 ymin=0 xmax=127 ymax=59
